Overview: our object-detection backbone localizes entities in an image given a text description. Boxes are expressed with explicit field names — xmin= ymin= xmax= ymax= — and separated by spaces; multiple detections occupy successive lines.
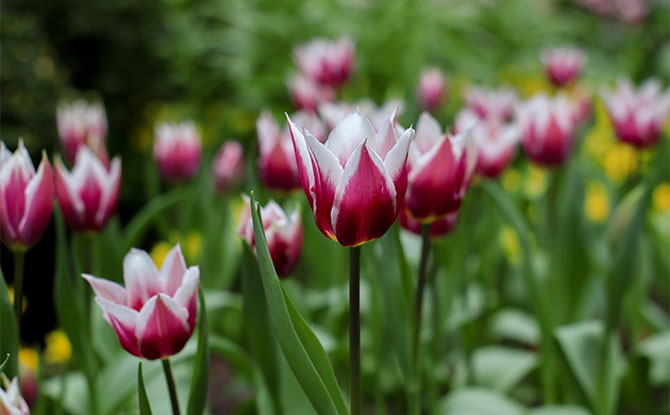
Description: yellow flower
xmin=603 ymin=143 xmax=638 ymax=183
xmin=502 ymin=168 xmax=521 ymax=193
xmin=150 ymin=241 xmax=172 ymax=268
xmin=499 ymin=226 xmax=521 ymax=265
xmin=19 ymin=348 xmax=39 ymax=373
xmin=584 ymin=181 xmax=610 ymax=223
xmin=44 ymin=330 xmax=72 ymax=364
xmin=652 ymin=183 xmax=670 ymax=213
xmin=184 ymin=231 xmax=203 ymax=263
xmin=524 ymin=165 xmax=548 ymax=199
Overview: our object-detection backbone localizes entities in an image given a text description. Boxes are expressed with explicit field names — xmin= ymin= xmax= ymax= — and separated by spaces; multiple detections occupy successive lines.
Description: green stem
xmin=162 ymin=358 xmax=181 ymax=415
xmin=12 ymin=251 xmax=25 ymax=335
xmin=349 ymin=246 xmax=361 ymax=415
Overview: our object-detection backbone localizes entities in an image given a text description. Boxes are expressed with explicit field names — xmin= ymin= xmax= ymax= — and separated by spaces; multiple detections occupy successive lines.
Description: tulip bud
xmin=213 ymin=141 xmax=244 ymax=193
xmin=399 ymin=209 xmax=458 ymax=239
xmin=404 ymin=112 xmax=477 ymax=223
xmin=417 ymin=68 xmax=447 ymax=112
xmin=238 ymin=196 xmax=303 ymax=277
xmin=55 ymin=147 xmax=121 ymax=233
xmin=288 ymin=74 xmax=335 ymax=111
xmin=0 ymin=375 xmax=30 ymax=415
xmin=257 ymin=112 xmax=301 ymax=191
xmin=82 ymin=243 xmax=199 ymax=359
xmin=517 ymin=94 xmax=576 ymax=167
xmin=57 ymin=100 xmax=108 ymax=166
xmin=601 ymin=78 xmax=670 ymax=148
xmin=154 ymin=121 xmax=202 ymax=182
xmin=294 ymin=37 xmax=355 ymax=87
xmin=465 ymin=87 xmax=518 ymax=121
xmin=0 ymin=140 xmax=54 ymax=251
xmin=19 ymin=371 xmax=38 ymax=410
xmin=288 ymin=109 xmax=414 ymax=247
xmin=541 ymin=47 xmax=586 ymax=88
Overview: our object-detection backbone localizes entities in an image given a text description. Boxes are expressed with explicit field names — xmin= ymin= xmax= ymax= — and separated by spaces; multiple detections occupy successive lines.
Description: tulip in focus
xmin=517 ymin=94 xmax=577 ymax=167
xmin=154 ymin=121 xmax=202 ymax=182
xmin=213 ymin=141 xmax=245 ymax=193
xmin=0 ymin=375 xmax=30 ymax=415
xmin=601 ymin=79 xmax=670 ymax=148
xmin=238 ymin=196 xmax=303 ymax=277
xmin=82 ymin=243 xmax=199 ymax=360
xmin=541 ymin=47 xmax=586 ymax=87
xmin=294 ymin=37 xmax=355 ymax=87
xmin=417 ymin=68 xmax=447 ymax=112
xmin=55 ymin=147 xmax=121 ymax=233
xmin=404 ymin=112 xmax=477 ymax=222
xmin=465 ymin=87 xmax=518 ymax=121
xmin=288 ymin=74 xmax=335 ymax=111
xmin=0 ymin=141 xmax=54 ymax=251
xmin=399 ymin=209 xmax=458 ymax=239
xmin=257 ymin=112 xmax=301 ymax=191
xmin=57 ymin=100 xmax=108 ymax=166
xmin=288 ymin=109 xmax=414 ymax=247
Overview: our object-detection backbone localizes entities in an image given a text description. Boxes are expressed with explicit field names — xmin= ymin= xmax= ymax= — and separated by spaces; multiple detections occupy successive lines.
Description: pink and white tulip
xmin=294 ymin=37 xmax=355 ymax=87
xmin=518 ymin=94 xmax=577 ymax=167
xmin=82 ymin=244 xmax=199 ymax=360
xmin=541 ymin=47 xmax=586 ymax=87
xmin=154 ymin=121 xmax=202 ymax=182
xmin=257 ymin=112 xmax=301 ymax=191
xmin=213 ymin=141 xmax=245 ymax=193
xmin=288 ymin=109 xmax=414 ymax=247
xmin=0 ymin=141 xmax=54 ymax=251
xmin=57 ymin=100 xmax=108 ymax=166
xmin=238 ymin=196 xmax=303 ymax=277
xmin=404 ymin=112 xmax=477 ymax=223
xmin=417 ymin=68 xmax=447 ymax=112
xmin=601 ymin=79 xmax=670 ymax=148
xmin=55 ymin=147 xmax=121 ymax=233
xmin=288 ymin=74 xmax=335 ymax=111
xmin=0 ymin=375 xmax=30 ymax=415
xmin=465 ymin=87 xmax=518 ymax=121
xmin=399 ymin=209 xmax=458 ymax=239
xmin=319 ymin=99 xmax=405 ymax=131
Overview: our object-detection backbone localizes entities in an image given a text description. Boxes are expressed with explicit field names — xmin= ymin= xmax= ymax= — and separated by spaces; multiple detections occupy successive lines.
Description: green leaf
xmin=138 ymin=362 xmax=153 ymax=415
xmin=489 ymin=308 xmax=540 ymax=346
xmin=528 ymin=405 xmax=591 ymax=415
xmin=435 ymin=387 xmax=524 ymax=415
xmin=471 ymin=346 xmax=537 ymax=392
xmin=0 ymin=353 xmax=9 ymax=373
xmin=123 ymin=188 xmax=188 ymax=251
xmin=249 ymin=192 xmax=341 ymax=415
xmin=187 ymin=288 xmax=210 ymax=415
xmin=0 ymin=270 xmax=18 ymax=378
xmin=634 ymin=330 xmax=670 ymax=386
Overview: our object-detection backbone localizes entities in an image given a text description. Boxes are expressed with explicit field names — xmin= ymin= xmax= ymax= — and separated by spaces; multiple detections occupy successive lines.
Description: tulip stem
xmin=349 ymin=246 xmax=361 ymax=415
xmin=13 ymin=251 xmax=25 ymax=333
xmin=162 ymin=358 xmax=181 ymax=415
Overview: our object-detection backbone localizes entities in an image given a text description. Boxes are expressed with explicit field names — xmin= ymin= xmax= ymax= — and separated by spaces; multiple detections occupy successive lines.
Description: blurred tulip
xmin=319 ymin=99 xmax=404 ymax=131
xmin=601 ymin=79 xmax=670 ymax=148
xmin=154 ymin=121 xmax=202 ymax=182
xmin=541 ymin=47 xmax=586 ymax=87
xmin=288 ymin=74 xmax=335 ymax=111
xmin=18 ymin=372 xmax=37 ymax=410
xmin=0 ymin=141 xmax=54 ymax=251
xmin=294 ymin=37 xmax=355 ymax=87
xmin=0 ymin=375 xmax=30 ymax=415
xmin=57 ymin=100 xmax=108 ymax=166
xmin=399 ymin=209 xmax=458 ymax=239
xmin=465 ymin=86 xmax=518 ymax=121
xmin=570 ymin=87 xmax=593 ymax=125
xmin=238 ymin=196 xmax=303 ymax=277
xmin=291 ymin=110 xmax=327 ymax=143
xmin=82 ymin=243 xmax=199 ymax=360
xmin=288 ymin=109 xmax=414 ymax=247
xmin=404 ymin=112 xmax=477 ymax=222
xmin=213 ymin=141 xmax=244 ymax=193
xmin=616 ymin=0 xmax=647 ymax=23
xmin=257 ymin=112 xmax=301 ymax=191
xmin=55 ymin=147 xmax=121 ymax=233
xmin=417 ymin=68 xmax=447 ymax=112
xmin=517 ymin=94 xmax=576 ymax=166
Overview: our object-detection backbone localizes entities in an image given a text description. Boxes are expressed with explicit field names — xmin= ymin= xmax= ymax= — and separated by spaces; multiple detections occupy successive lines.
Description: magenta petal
xmin=305 ymin=134 xmax=342 ymax=241
xmin=259 ymin=141 xmax=299 ymax=191
xmin=17 ymin=155 xmax=54 ymax=247
xmin=287 ymin=116 xmax=317 ymax=209
xmin=54 ymin=158 xmax=84 ymax=231
xmin=137 ymin=295 xmax=190 ymax=360
xmin=96 ymin=298 xmax=141 ymax=357
xmin=82 ymin=273 xmax=127 ymax=305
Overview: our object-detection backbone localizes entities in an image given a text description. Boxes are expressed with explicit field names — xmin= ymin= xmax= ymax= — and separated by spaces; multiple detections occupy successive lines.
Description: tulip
xmin=257 ymin=112 xmax=301 ymax=191
xmin=291 ymin=110 xmax=327 ymax=143
xmin=404 ymin=112 xmax=477 ymax=223
xmin=288 ymin=74 xmax=335 ymax=111
xmin=517 ymin=94 xmax=576 ymax=167
xmin=601 ymin=79 xmax=670 ymax=148
xmin=18 ymin=371 xmax=37 ymax=410
xmin=417 ymin=68 xmax=447 ymax=112
xmin=0 ymin=140 xmax=54 ymax=251
xmin=54 ymin=147 xmax=121 ymax=233
xmin=399 ymin=209 xmax=457 ymax=239
xmin=541 ymin=47 xmax=586 ymax=87
xmin=238 ymin=196 xmax=303 ymax=277
xmin=213 ymin=141 xmax=244 ymax=193
xmin=294 ymin=37 xmax=354 ymax=87
xmin=464 ymin=86 xmax=518 ymax=121
xmin=319 ymin=99 xmax=405 ymax=131
xmin=0 ymin=375 xmax=30 ymax=415
xmin=154 ymin=121 xmax=202 ymax=182
xmin=288 ymin=109 xmax=413 ymax=247
xmin=57 ymin=100 xmax=108 ymax=166
xmin=82 ymin=243 xmax=199 ymax=360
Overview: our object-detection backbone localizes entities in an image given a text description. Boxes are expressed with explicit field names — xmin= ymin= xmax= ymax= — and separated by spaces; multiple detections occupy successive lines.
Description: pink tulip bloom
xmin=0 ymin=375 xmax=30 ymax=415
xmin=0 ymin=141 xmax=54 ymax=251
xmin=601 ymin=79 xmax=670 ymax=148
xmin=404 ymin=112 xmax=477 ymax=223
xmin=257 ymin=112 xmax=301 ymax=191
xmin=213 ymin=141 xmax=244 ymax=193
xmin=238 ymin=196 xmax=303 ymax=277
xmin=288 ymin=109 xmax=414 ymax=247
xmin=288 ymin=74 xmax=335 ymax=111
xmin=465 ymin=87 xmax=518 ymax=121
xmin=291 ymin=110 xmax=327 ymax=143
xmin=154 ymin=121 xmax=202 ymax=182
xmin=399 ymin=209 xmax=458 ymax=239
xmin=57 ymin=100 xmax=108 ymax=166
xmin=82 ymin=244 xmax=199 ymax=360
xmin=541 ymin=47 xmax=586 ymax=87
xmin=518 ymin=94 xmax=576 ymax=167
xmin=294 ymin=37 xmax=355 ymax=87
xmin=417 ymin=68 xmax=447 ymax=112
xmin=55 ymin=147 xmax=121 ymax=233
xmin=319 ymin=99 xmax=405 ymax=131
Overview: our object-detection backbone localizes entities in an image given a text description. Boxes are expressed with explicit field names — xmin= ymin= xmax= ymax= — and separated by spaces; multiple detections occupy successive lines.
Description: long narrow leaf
xmin=123 ymin=188 xmax=188 ymax=251
xmin=138 ymin=362 xmax=153 ymax=415
xmin=187 ymin=288 xmax=210 ymax=415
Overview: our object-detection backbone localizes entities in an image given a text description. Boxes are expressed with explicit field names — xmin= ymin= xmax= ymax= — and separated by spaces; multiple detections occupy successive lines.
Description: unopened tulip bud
xmin=257 ymin=112 xmax=301 ymax=191
xmin=465 ymin=87 xmax=518 ymax=121
xmin=288 ymin=75 xmax=335 ymax=111
xmin=213 ymin=141 xmax=244 ymax=193
xmin=417 ymin=68 xmax=447 ymax=112
xmin=57 ymin=100 xmax=108 ymax=166
xmin=294 ymin=37 xmax=355 ymax=87
xmin=154 ymin=121 xmax=202 ymax=182
xmin=541 ymin=47 xmax=586 ymax=87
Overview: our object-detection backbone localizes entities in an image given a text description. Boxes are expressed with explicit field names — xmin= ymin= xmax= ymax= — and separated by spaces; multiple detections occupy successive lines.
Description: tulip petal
xmin=136 ymin=294 xmax=190 ymax=360
xmin=414 ymin=112 xmax=443 ymax=154
xmin=82 ymin=273 xmax=127 ymax=304
xmin=96 ymin=297 xmax=141 ymax=357
xmin=325 ymin=110 xmax=376 ymax=167
xmin=159 ymin=243 xmax=187 ymax=296
xmin=96 ymin=156 xmax=121 ymax=227
xmin=257 ymin=112 xmax=281 ymax=155
xmin=123 ymin=249 xmax=162 ymax=311
xmin=54 ymin=157 xmax=85 ymax=230
xmin=383 ymin=127 xmax=414 ymax=207
xmin=173 ymin=266 xmax=199 ymax=329
xmin=305 ymin=133 xmax=343 ymax=240
xmin=17 ymin=154 xmax=54 ymax=247
xmin=287 ymin=116 xmax=317 ymax=209
xmin=331 ymin=141 xmax=397 ymax=246
xmin=371 ymin=109 xmax=399 ymax=159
